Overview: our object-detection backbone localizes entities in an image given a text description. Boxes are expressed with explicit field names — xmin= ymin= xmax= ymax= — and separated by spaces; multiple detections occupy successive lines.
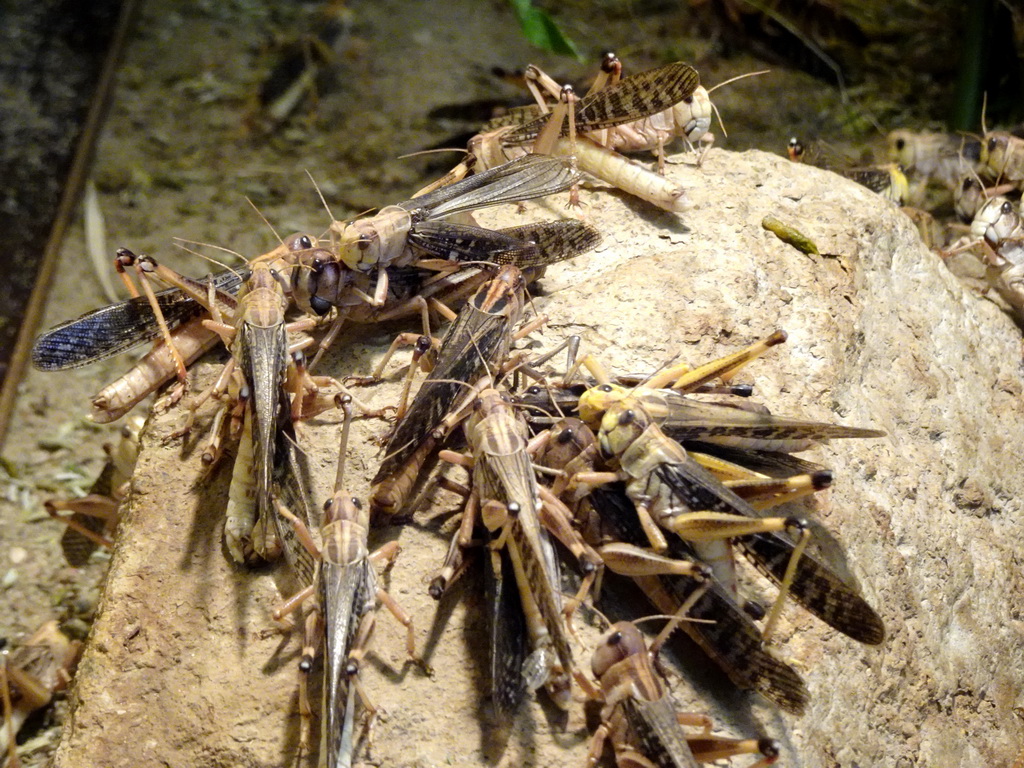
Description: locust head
xmin=598 ymin=401 xmax=650 ymax=461
xmin=972 ymin=197 xmax=1020 ymax=246
xmin=671 ymin=85 xmax=711 ymax=144
xmin=331 ymin=206 xmax=412 ymax=272
xmin=538 ymin=418 xmax=596 ymax=471
xmin=578 ymin=383 xmax=630 ymax=428
xmin=591 ymin=621 xmax=645 ymax=679
xmin=982 ymin=132 xmax=1012 ymax=175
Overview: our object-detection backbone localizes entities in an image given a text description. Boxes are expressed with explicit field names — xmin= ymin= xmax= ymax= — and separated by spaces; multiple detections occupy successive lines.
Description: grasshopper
xmin=583 ymin=397 xmax=885 ymax=646
xmin=466 ymin=60 xmax=701 ymax=211
xmin=980 ymin=130 xmax=1024 ymax=190
xmin=299 ymin=154 xmax=578 ymax=318
xmin=274 ymin=397 xmax=418 ymax=765
xmin=499 ymin=53 xmax=747 ymax=170
xmin=296 ymin=218 xmax=600 ymax=367
xmin=32 ymin=232 xmax=319 ymax=423
xmin=787 ymin=137 xmax=909 ymax=204
xmin=534 ymin=417 xmax=811 ymax=715
xmin=370 ymin=265 xmax=538 ymax=516
xmin=583 ymin=620 xmax=781 ymax=768
xmin=437 ymin=387 xmax=605 ymax=709
xmin=123 ymin=252 xmax=331 ymax=563
xmin=887 ymin=129 xmax=984 ymax=200
xmin=44 ymin=415 xmax=144 ymax=565
xmin=1 ymin=622 xmax=81 ymax=768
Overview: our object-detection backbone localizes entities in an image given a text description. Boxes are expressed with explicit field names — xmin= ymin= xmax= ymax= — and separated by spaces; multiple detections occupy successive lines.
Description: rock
xmin=52 ymin=148 xmax=1024 ymax=768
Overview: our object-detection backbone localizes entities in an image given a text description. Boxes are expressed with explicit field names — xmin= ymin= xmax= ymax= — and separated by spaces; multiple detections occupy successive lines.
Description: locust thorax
xmin=331 ymin=207 xmax=412 ymax=271
xmin=597 ymin=401 xmax=650 ymax=461
xmin=670 ymin=85 xmax=711 ymax=143
xmin=972 ymin=197 xmax=1020 ymax=245
xmin=591 ymin=622 xmax=645 ymax=679
xmin=578 ymin=383 xmax=629 ymax=428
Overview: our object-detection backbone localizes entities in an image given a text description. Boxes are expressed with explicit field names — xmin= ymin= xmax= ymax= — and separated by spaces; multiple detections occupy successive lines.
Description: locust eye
xmin=357 ymin=233 xmax=372 ymax=250
xmin=526 ymin=385 xmax=541 ymax=394
xmin=895 ymin=137 xmax=905 ymax=151
xmin=351 ymin=498 xmax=362 ymax=509
xmin=556 ymin=426 xmax=574 ymax=444
xmin=988 ymin=137 xmax=998 ymax=153
xmin=683 ymin=95 xmax=693 ymax=104
xmin=298 ymin=235 xmax=313 ymax=249
xmin=962 ymin=178 xmax=974 ymax=191
xmin=607 ymin=630 xmax=622 ymax=647
xmin=310 ymin=295 xmax=332 ymax=316
xmin=788 ymin=137 xmax=798 ymax=148
xmin=618 ymin=409 xmax=636 ymax=426
xmin=1002 ymin=201 xmax=1014 ymax=214
xmin=323 ymin=499 xmax=333 ymax=513
xmin=599 ymin=384 xmax=613 ymax=392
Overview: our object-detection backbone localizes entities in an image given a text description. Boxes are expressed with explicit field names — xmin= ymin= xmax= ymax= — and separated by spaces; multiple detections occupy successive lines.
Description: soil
xmin=0 ymin=1 xmax=983 ymax=766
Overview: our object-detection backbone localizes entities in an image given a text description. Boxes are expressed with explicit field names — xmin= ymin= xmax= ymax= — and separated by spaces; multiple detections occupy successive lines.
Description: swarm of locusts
xmin=19 ymin=54 xmax=894 ymax=768
xmin=882 ymin=119 xmax=1024 ymax=324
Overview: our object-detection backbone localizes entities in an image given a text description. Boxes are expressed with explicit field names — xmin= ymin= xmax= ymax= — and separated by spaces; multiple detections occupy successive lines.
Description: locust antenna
xmin=172 ymin=241 xmax=246 ymax=281
xmin=245 ymin=197 xmax=283 ymax=246
xmin=706 ymin=70 xmax=771 ymax=140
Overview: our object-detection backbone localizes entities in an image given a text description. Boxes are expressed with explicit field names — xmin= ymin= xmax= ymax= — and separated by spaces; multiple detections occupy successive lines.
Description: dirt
xmin=0 ymin=1 xmax=996 ymax=767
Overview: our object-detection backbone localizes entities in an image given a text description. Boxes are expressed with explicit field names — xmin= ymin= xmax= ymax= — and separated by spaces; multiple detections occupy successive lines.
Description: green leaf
xmin=508 ymin=0 xmax=581 ymax=59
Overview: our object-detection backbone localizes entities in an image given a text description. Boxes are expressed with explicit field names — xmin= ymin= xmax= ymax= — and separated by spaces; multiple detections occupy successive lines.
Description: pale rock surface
xmin=53 ymin=149 xmax=1024 ymax=768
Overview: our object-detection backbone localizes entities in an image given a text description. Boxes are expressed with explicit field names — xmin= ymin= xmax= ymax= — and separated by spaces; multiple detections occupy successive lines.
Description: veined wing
xmin=32 ymin=269 xmax=243 ymax=370
xmin=396 ymin=155 xmax=579 ymax=220
xmin=503 ymin=62 xmax=700 ymax=145
xmin=735 ymin=532 xmax=885 ymax=644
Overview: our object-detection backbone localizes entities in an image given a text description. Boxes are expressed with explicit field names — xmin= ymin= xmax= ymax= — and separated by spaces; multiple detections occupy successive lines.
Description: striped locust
xmin=273 ymin=397 xmax=420 ymax=766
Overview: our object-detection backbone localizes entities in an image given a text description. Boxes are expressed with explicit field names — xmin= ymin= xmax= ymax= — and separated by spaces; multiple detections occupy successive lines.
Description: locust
xmin=274 ymin=397 xmax=418 ymax=766
xmin=121 ymin=252 xmax=333 ymax=563
xmin=580 ymin=397 xmax=885 ymax=646
xmin=534 ymin=417 xmax=811 ymax=715
xmin=497 ymin=54 xmax=762 ymax=170
xmin=296 ymin=217 xmax=600 ymax=367
xmin=787 ymin=137 xmax=909 ymax=205
xmin=296 ymin=154 xmax=579 ymax=335
xmin=583 ymin=620 xmax=781 ymax=768
xmin=32 ymin=232 xmax=319 ymax=423
xmin=887 ymin=129 xmax=983 ymax=199
xmin=44 ymin=415 xmax=144 ymax=565
xmin=1 ymin=622 xmax=81 ymax=768
xmin=465 ymin=60 xmax=702 ymax=210
xmin=980 ymin=130 xmax=1024 ymax=190
xmin=369 ymin=265 xmax=539 ymax=516
xmin=436 ymin=387 xmax=605 ymax=709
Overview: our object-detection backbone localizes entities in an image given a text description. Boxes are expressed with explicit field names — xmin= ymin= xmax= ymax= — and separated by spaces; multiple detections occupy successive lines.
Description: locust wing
xmin=32 ymin=270 xmax=243 ymax=370
xmin=503 ymin=62 xmax=700 ymax=145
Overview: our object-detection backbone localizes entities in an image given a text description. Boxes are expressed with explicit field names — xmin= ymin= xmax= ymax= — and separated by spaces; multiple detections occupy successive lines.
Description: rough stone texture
xmin=53 ymin=149 xmax=1024 ymax=768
